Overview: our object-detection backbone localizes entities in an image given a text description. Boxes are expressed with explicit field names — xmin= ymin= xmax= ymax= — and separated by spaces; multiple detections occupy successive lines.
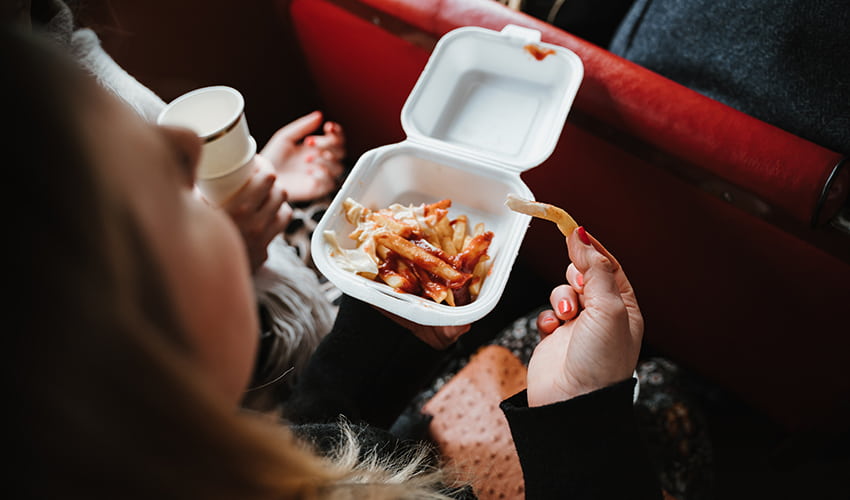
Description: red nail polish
xmin=576 ymin=273 xmax=584 ymax=287
xmin=577 ymin=226 xmax=591 ymax=245
xmin=304 ymin=154 xmax=314 ymax=163
xmin=305 ymin=137 xmax=316 ymax=146
xmin=557 ymin=299 xmax=572 ymax=315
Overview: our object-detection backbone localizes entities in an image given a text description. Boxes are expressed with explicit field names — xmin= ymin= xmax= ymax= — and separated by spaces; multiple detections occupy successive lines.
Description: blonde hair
xmin=310 ymin=419 xmax=464 ymax=499
xmin=9 ymin=26 xmax=461 ymax=499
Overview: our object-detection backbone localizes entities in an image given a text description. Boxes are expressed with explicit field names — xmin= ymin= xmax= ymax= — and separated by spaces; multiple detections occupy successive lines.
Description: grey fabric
xmin=610 ymin=0 xmax=850 ymax=155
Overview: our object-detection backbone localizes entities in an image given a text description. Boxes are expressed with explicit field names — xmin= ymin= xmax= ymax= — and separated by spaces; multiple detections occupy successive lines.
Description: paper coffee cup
xmin=195 ymin=137 xmax=256 ymax=203
xmin=157 ymin=86 xmax=256 ymax=204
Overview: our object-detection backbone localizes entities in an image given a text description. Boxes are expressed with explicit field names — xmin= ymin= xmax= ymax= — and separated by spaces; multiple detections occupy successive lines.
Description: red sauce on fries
xmin=335 ymin=198 xmax=494 ymax=306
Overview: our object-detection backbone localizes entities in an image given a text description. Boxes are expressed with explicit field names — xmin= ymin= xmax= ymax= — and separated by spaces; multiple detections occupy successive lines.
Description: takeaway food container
xmin=311 ymin=24 xmax=584 ymax=326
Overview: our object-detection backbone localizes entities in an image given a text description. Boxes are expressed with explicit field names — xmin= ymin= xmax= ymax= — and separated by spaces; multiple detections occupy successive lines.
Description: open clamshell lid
xmin=401 ymin=25 xmax=583 ymax=173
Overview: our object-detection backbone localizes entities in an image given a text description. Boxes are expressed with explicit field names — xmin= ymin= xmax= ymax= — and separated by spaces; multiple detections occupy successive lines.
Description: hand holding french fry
xmin=523 ymin=219 xmax=643 ymax=407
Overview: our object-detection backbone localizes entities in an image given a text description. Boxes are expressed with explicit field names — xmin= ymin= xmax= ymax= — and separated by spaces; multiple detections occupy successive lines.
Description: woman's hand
xmin=376 ymin=308 xmax=471 ymax=350
xmin=217 ymin=155 xmax=292 ymax=271
xmin=259 ymin=111 xmax=346 ymax=203
xmin=526 ymin=227 xmax=643 ymax=407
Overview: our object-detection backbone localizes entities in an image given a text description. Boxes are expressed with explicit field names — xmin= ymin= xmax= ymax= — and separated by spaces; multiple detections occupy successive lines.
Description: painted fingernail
xmin=577 ymin=226 xmax=591 ymax=245
xmin=576 ymin=273 xmax=585 ymax=287
xmin=304 ymin=154 xmax=314 ymax=163
xmin=557 ymin=299 xmax=572 ymax=315
xmin=305 ymin=137 xmax=316 ymax=146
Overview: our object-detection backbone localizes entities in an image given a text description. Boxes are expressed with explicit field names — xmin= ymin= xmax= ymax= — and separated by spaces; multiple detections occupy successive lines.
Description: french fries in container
xmin=311 ymin=25 xmax=583 ymax=326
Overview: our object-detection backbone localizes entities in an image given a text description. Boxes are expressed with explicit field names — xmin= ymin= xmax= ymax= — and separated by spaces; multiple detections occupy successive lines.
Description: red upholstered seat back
xmin=287 ymin=0 xmax=850 ymax=432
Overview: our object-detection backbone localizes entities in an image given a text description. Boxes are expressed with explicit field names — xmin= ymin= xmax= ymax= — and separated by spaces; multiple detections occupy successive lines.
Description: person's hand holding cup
xmin=158 ymin=86 xmax=292 ymax=270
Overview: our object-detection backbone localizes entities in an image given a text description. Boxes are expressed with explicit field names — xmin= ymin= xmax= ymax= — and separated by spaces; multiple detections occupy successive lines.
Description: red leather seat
xmin=286 ymin=0 xmax=850 ymax=432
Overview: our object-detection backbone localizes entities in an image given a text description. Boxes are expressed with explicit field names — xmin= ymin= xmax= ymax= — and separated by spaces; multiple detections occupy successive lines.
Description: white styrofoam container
xmin=311 ymin=24 xmax=584 ymax=325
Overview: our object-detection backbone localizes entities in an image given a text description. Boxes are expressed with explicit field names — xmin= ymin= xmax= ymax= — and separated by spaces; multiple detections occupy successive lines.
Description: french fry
xmin=378 ymin=269 xmax=414 ymax=292
xmin=343 ymin=198 xmax=370 ymax=225
xmin=418 ymin=210 xmax=445 ymax=249
xmin=452 ymin=286 xmax=471 ymax=306
xmin=456 ymin=231 xmax=493 ymax=273
xmin=468 ymin=255 xmax=490 ymax=298
xmin=435 ymin=214 xmax=457 ymax=255
xmin=376 ymin=243 xmax=391 ymax=261
xmin=367 ymin=211 xmax=416 ymax=238
xmin=424 ymin=199 xmax=452 ymax=215
xmin=505 ymin=194 xmax=578 ymax=237
xmin=375 ymin=232 xmax=469 ymax=286
xmin=451 ymin=215 xmax=468 ymax=252
xmin=468 ymin=277 xmax=482 ymax=298
xmin=414 ymin=265 xmax=449 ymax=304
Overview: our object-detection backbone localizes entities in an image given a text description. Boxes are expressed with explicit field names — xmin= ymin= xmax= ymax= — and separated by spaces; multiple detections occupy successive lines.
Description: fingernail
xmin=541 ymin=315 xmax=559 ymax=329
xmin=305 ymin=137 xmax=316 ymax=146
xmin=304 ymin=154 xmax=314 ymax=163
xmin=577 ymin=226 xmax=591 ymax=245
xmin=557 ymin=299 xmax=572 ymax=315
xmin=576 ymin=273 xmax=584 ymax=287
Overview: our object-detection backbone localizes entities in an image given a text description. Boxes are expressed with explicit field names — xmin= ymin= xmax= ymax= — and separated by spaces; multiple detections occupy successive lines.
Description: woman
xmin=1 ymin=0 xmax=350 ymax=407
xmin=9 ymin=26 xmax=659 ymax=499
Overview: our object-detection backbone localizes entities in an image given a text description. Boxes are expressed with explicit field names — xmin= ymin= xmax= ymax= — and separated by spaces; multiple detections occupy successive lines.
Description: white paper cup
xmin=157 ymin=86 xmax=256 ymax=204
xmin=195 ymin=137 xmax=256 ymax=203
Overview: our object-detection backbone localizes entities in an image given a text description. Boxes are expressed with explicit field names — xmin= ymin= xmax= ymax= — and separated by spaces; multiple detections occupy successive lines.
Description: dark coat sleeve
xmin=282 ymin=295 xmax=448 ymax=429
xmin=501 ymin=378 xmax=662 ymax=500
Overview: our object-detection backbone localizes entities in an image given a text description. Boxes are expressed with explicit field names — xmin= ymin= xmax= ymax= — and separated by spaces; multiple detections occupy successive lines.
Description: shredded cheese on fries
xmin=324 ymin=198 xmax=493 ymax=306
